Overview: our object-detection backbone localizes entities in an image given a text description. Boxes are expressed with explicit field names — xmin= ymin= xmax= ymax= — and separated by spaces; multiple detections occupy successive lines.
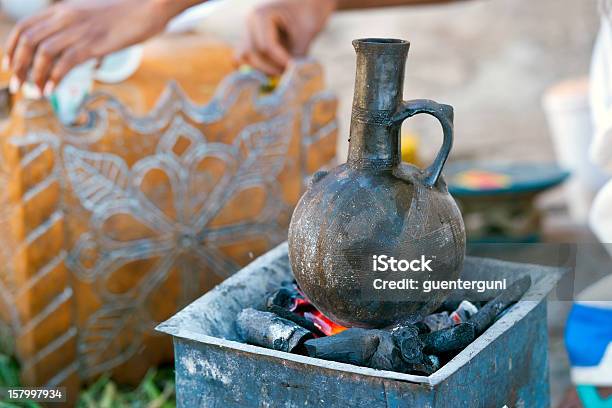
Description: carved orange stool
xmin=0 ymin=33 xmax=337 ymax=398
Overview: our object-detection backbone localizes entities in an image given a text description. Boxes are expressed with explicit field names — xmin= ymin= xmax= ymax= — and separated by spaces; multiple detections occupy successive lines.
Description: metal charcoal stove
xmin=157 ymin=243 xmax=564 ymax=408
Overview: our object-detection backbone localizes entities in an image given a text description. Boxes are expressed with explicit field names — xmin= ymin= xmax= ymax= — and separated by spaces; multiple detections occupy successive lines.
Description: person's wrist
xmin=305 ymin=0 xmax=337 ymax=25
xmin=150 ymin=0 xmax=204 ymax=23
xmin=313 ymin=0 xmax=339 ymax=14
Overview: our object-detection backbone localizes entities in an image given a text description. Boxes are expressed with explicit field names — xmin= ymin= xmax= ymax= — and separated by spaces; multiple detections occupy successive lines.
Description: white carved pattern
xmin=65 ymin=113 xmax=293 ymax=376
xmin=0 ymin=59 xmax=338 ymax=381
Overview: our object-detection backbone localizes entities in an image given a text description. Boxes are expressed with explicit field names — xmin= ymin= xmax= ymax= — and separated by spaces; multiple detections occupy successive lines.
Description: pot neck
xmin=347 ymin=39 xmax=410 ymax=170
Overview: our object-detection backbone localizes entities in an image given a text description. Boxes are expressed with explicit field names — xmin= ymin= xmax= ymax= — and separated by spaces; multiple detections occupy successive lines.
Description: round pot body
xmin=289 ymin=163 xmax=465 ymax=328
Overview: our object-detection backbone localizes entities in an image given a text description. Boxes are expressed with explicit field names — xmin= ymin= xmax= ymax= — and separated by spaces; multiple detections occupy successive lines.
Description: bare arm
xmin=3 ymin=0 xmax=466 ymax=96
xmin=238 ymin=0 xmax=466 ymax=76
xmin=336 ymin=0 xmax=459 ymax=8
xmin=3 ymin=0 xmax=208 ymax=96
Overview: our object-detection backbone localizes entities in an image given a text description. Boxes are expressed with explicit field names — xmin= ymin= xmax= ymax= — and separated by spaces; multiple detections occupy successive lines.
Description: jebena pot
xmin=288 ymin=38 xmax=466 ymax=328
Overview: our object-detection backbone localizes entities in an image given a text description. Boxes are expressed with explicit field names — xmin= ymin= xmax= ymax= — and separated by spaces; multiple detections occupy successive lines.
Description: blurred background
xmin=200 ymin=0 xmax=598 ymax=162
xmin=0 ymin=0 xmax=608 ymax=406
xmin=159 ymin=1 xmax=612 ymax=405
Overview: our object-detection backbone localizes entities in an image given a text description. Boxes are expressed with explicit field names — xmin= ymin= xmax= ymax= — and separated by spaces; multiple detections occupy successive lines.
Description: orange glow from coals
xmin=292 ymin=293 xmax=347 ymax=336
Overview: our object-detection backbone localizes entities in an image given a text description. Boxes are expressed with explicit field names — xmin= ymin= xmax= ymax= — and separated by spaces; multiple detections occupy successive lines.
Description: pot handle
xmin=392 ymin=99 xmax=454 ymax=187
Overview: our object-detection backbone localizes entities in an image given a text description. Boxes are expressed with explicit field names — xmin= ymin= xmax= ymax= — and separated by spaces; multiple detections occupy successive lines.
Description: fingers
xmin=48 ymin=45 xmax=90 ymax=90
xmin=238 ymin=6 xmax=291 ymax=76
xmin=242 ymin=50 xmax=283 ymax=76
xmin=30 ymin=27 xmax=82 ymax=93
xmin=30 ymin=43 xmax=55 ymax=94
xmin=1 ymin=0 xmax=167 ymax=97
xmin=11 ymin=34 xmax=37 ymax=88
xmin=3 ymin=4 xmax=81 ymax=94
xmin=249 ymin=11 xmax=291 ymax=69
xmin=4 ymin=10 xmax=51 ymax=69
xmin=291 ymin=34 xmax=313 ymax=57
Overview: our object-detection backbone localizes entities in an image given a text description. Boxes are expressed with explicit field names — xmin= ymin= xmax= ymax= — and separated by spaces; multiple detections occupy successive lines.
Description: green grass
xmin=0 ymin=352 xmax=40 ymax=408
xmin=76 ymin=368 xmax=175 ymax=408
xmin=0 ymin=341 xmax=176 ymax=408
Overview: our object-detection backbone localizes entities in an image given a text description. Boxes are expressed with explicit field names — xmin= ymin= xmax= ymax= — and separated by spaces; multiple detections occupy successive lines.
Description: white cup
xmin=543 ymin=78 xmax=610 ymax=224
xmin=51 ymin=45 xmax=143 ymax=124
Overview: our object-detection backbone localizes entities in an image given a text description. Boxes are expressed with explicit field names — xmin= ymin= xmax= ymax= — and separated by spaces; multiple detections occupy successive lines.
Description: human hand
xmin=237 ymin=0 xmax=337 ymax=76
xmin=3 ymin=0 xmax=184 ymax=97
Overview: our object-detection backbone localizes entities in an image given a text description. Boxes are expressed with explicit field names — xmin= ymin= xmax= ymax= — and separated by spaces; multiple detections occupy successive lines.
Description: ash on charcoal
xmin=469 ymin=276 xmax=531 ymax=335
xmin=266 ymin=304 xmax=325 ymax=337
xmin=450 ymin=300 xmax=479 ymax=324
xmin=423 ymin=312 xmax=453 ymax=332
xmin=266 ymin=286 xmax=301 ymax=310
xmin=236 ymin=308 xmax=313 ymax=353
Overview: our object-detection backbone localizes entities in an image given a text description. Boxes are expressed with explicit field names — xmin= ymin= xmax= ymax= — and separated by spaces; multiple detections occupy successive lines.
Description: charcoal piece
xmin=306 ymin=327 xmax=437 ymax=375
xmin=427 ymin=355 xmax=441 ymax=372
xmin=369 ymin=330 xmax=412 ymax=372
xmin=414 ymin=321 xmax=431 ymax=335
xmin=449 ymin=300 xmax=479 ymax=324
xmin=422 ymin=323 xmax=475 ymax=354
xmin=494 ymin=307 xmax=512 ymax=323
xmin=267 ymin=304 xmax=325 ymax=337
xmin=423 ymin=311 xmax=453 ymax=331
xmin=408 ymin=354 xmax=441 ymax=376
xmin=391 ymin=326 xmax=425 ymax=364
xmin=439 ymin=299 xmax=462 ymax=312
xmin=236 ymin=308 xmax=313 ymax=353
xmin=468 ymin=276 xmax=532 ymax=335
xmin=375 ymin=328 xmax=437 ymax=374
xmin=304 ymin=328 xmax=380 ymax=366
xmin=266 ymin=287 xmax=298 ymax=310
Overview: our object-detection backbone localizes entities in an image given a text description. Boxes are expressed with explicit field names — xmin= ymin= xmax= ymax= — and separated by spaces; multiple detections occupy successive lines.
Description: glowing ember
xmin=291 ymin=287 xmax=347 ymax=336
xmin=303 ymin=311 xmax=347 ymax=336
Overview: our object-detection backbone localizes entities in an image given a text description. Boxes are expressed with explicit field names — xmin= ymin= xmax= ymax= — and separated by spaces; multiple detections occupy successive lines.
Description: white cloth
xmin=590 ymin=17 xmax=612 ymax=171
xmin=590 ymin=15 xmax=612 ymax=248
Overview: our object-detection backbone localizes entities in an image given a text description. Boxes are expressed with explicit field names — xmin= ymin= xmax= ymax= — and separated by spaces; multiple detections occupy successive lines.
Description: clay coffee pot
xmin=288 ymin=39 xmax=466 ymax=329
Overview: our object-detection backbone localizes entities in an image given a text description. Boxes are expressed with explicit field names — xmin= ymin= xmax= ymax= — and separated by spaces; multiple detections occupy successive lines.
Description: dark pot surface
xmin=289 ymin=163 xmax=465 ymax=328
xmin=289 ymin=38 xmax=466 ymax=328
